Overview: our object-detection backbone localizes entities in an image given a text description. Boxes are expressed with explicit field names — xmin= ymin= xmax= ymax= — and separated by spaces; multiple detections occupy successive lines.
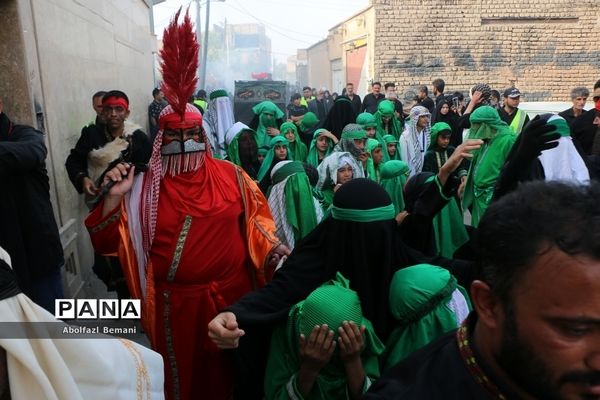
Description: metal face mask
xmin=161 ymin=127 xmax=206 ymax=156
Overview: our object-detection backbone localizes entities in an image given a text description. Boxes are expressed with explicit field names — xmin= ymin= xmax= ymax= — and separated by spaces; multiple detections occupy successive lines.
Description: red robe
xmin=86 ymin=158 xmax=279 ymax=400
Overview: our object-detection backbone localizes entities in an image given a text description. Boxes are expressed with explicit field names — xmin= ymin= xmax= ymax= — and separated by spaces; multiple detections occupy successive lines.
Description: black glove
xmin=512 ymin=115 xmax=560 ymax=164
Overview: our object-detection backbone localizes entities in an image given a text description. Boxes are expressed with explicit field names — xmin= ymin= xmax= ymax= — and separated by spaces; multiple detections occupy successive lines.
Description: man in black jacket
xmin=361 ymin=82 xmax=385 ymax=113
xmin=0 ymin=98 xmax=64 ymax=313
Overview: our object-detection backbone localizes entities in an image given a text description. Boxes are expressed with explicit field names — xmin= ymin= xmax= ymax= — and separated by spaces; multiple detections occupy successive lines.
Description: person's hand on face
xmin=471 ymin=90 xmax=484 ymax=105
xmin=338 ymin=321 xmax=365 ymax=364
xmin=299 ymin=325 xmax=336 ymax=372
xmin=267 ymin=127 xmax=280 ymax=137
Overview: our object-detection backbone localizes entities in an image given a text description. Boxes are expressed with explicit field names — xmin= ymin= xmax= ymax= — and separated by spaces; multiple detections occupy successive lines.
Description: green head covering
xmin=428 ymin=122 xmax=453 ymax=151
xmin=209 ymin=89 xmax=228 ymax=100
xmin=300 ymin=112 xmax=319 ymax=131
xmin=380 ymin=160 xmax=410 ymax=213
xmin=546 ymin=114 xmax=571 ymax=137
xmin=280 ymin=122 xmax=307 ymax=162
xmin=383 ymin=264 xmax=471 ymax=370
xmin=258 ymin=146 xmax=269 ymax=156
xmin=257 ymin=135 xmax=290 ymax=181
xmin=383 ymin=134 xmax=397 ymax=145
xmin=253 ymin=101 xmax=285 ymax=147
xmin=469 ymin=105 xmax=513 ymax=140
xmin=264 ymin=273 xmax=384 ymax=399
xmin=382 ymin=134 xmax=401 ymax=161
xmin=270 ymin=161 xmax=318 ymax=243
xmin=365 ymin=138 xmax=383 ymax=182
xmin=374 ymin=102 xmax=403 ymax=146
xmin=306 ymin=128 xmax=334 ymax=167
xmin=226 ymin=124 xmax=257 ymax=167
xmin=341 ymin=123 xmax=367 ymax=140
xmin=356 ymin=112 xmax=377 ymax=128
xmin=252 ymin=100 xmax=285 ymax=119
xmin=298 ymin=274 xmax=364 ymax=340
xmin=377 ymin=100 xmax=395 ymax=117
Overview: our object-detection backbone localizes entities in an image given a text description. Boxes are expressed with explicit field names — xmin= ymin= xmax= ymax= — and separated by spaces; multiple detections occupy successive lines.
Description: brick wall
xmin=373 ymin=0 xmax=600 ymax=101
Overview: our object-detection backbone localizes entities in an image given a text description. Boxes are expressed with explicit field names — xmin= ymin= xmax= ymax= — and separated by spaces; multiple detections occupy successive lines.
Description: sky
xmin=152 ymin=0 xmax=370 ymax=63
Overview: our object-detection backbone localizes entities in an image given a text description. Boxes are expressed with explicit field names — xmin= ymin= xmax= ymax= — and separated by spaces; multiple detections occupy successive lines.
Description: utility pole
xmin=199 ymin=0 xmax=211 ymax=91
xmin=194 ymin=0 xmax=202 ymax=83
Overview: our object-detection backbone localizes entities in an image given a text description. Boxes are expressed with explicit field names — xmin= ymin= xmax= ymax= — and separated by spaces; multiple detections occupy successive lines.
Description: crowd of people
xmin=2 ymin=7 xmax=600 ymax=400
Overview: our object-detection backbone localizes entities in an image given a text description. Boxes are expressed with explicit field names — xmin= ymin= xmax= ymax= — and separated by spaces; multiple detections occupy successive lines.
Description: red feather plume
xmin=159 ymin=7 xmax=199 ymax=120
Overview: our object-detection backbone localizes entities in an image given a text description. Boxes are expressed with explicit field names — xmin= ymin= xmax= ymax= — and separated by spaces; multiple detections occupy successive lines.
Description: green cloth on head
xmin=226 ymin=124 xmax=257 ymax=167
xmin=253 ymin=101 xmax=285 ymax=147
xmin=331 ymin=204 xmax=396 ymax=222
xmin=280 ymin=121 xmax=308 ymax=162
xmin=300 ymin=111 xmax=319 ymax=131
xmin=383 ymin=264 xmax=471 ymax=371
xmin=380 ymin=160 xmax=410 ymax=213
xmin=468 ymin=106 xmax=513 ymax=140
xmin=365 ymin=138 xmax=383 ymax=182
xmin=269 ymin=161 xmax=319 ymax=245
xmin=547 ymin=114 xmax=571 ymax=137
xmin=264 ymin=273 xmax=384 ymax=400
xmin=356 ymin=112 xmax=377 ymax=128
xmin=428 ymin=122 xmax=452 ymax=151
xmin=257 ymin=135 xmax=290 ymax=182
xmin=382 ymin=134 xmax=401 ymax=161
xmin=463 ymin=106 xmax=516 ymax=227
xmin=209 ymin=89 xmax=228 ymax=100
xmin=341 ymin=123 xmax=367 ymax=140
xmin=306 ymin=128 xmax=334 ymax=167
xmin=258 ymin=146 xmax=269 ymax=156
xmin=375 ymin=100 xmax=403 ymax=148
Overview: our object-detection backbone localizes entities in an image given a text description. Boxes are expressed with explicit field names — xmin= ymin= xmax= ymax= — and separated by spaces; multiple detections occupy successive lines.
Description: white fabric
xmin=224 ymin=122 xmax=250 ymax=146
xmin=447 ymin=289 xmax=471 ymax=325
xmin=204 ymin=96 xmax=235 ymax=158
xmin=126 ymin=173 xmax=147 ymax=298
xmin=0 ymin=247 xmax=164 ymax=400
xmin=400 ymin=106 xmax=431 ymax=177
xmin=268 ymin=176 xmax=296 ymax=249
xmin=316 ymin=151 xmax=364 ymax=190
xmin=538 ymin=136 xmax=590 ymax=184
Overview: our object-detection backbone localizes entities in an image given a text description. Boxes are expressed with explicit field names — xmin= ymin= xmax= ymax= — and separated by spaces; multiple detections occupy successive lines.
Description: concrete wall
xmin=373 ymin=0 xmax=600 ymax=101
xmin=1 ymin=0 xmax=156 ymax=297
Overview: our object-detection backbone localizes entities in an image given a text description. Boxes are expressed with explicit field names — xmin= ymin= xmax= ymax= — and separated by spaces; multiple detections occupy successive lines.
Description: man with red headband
xmin=84 ymin=10 xmax=287 ymax=400
xmin=66 ymin=90 xmax=151 ymax=300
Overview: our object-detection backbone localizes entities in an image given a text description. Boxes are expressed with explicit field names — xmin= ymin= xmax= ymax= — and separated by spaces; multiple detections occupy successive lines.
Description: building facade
xmin=302 ymin=0 xmax=600 ymax=100
xmin=0 ymin=0 xmax=157 ymax=298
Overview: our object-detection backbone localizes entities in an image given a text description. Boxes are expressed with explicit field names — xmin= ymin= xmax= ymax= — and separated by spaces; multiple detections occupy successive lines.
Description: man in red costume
xmin=85 ymin=10 xmax=287 ymax=400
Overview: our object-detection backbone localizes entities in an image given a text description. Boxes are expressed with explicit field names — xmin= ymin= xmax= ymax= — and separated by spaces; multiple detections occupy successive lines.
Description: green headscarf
xmin=306 ymin=128 xmax=334 ymax=167
xmin=252 ymin=101 xmax=285 ymax=147
xmin=547 ymin=114 xmax=571 ymax=137
xmin=356 ymin=112 xmax=377 ymax=128
xmin=383 ymin=264 xmax=471 ymax=371
xmin=365 ymin=138 xmax=382 ymax=182
xmin=380 ymin=160 xmax=410 ymax=213
xmin=280 ymin=121 xmax=308 ymax=162
xmin=264 ymin=273 xmax=385 ymax=400
xmin=375 ymin=100 xmax=403 ymax=142
xmin=270 ymin=161 xmax=319 ymax=244
xmin=226 ymin=124 xmax=257 ymax=167
xmin=300 ymin=111 xmax=319 ymax=132
xmin=382 ymin=134 xmax=401 ymax=161
xmin=468 ymin=105 xmax=513 ymax=140
xmin=257 ymin=135 xmax=290 ymax=182
xmin=428 ymin=122 xmax=452 ymax=151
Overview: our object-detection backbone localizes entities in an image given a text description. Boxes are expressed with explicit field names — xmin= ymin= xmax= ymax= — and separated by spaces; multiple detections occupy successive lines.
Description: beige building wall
xmin=373 ymin=0 xmax=600 ymax=101
xmin=307 ymin=39 xmax=331 ymax=90
xmin=0 ymin=0 xmax=156 ymax=297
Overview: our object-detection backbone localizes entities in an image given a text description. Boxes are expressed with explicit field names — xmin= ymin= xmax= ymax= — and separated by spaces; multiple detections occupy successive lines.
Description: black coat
xmin=0 ymin=117 xmax=64 ymax=294
xmin=65 ymin=121 xmax=111 ymax=193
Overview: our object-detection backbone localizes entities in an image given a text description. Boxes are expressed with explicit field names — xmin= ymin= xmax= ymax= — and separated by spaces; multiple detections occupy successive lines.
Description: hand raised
xmin=338 ymin=321 xmax=365 ymax=364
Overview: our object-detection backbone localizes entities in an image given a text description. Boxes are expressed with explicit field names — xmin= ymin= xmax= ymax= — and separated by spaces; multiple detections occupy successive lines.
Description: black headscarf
xmin=0 ymin=112 xmax=13 ymax=140
xmin=322 ymin=96 xmax=358 ymax=139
